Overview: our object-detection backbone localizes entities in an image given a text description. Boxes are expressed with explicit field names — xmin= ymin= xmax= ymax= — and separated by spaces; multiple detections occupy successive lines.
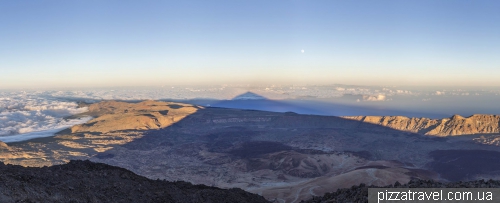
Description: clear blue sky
xmin=1 ymin=0 xmax=499 ymax=89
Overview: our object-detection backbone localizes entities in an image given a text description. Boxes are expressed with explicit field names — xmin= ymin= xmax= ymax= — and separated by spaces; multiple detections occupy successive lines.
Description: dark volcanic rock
xmin=428 ymin=150 xmax=500 ymax=181
xmin=0 ymin=160 xmax=270 ymax=203
xmin=301 ymin=179 xmax=500 ymax=203
xmin=229 ymin=141 xmax=293 ymax=158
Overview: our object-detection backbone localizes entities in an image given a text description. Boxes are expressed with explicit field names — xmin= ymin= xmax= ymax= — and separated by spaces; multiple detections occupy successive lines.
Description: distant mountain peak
xmin=231 ymin=92 xmax=267 ymax=100
xmin=450 ymin=114 xmax=465 ymax=120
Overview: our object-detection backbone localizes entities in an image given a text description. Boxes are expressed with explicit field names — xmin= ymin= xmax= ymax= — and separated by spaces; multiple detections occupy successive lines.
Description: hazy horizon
xmin=2 ymin=0 xmax=500 ymax=89
xmin=3 ymin=1 xmax=500 ymax=201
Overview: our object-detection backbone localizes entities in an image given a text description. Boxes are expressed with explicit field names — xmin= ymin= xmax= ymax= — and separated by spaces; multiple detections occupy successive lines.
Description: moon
xmin=301 ymin=49 xmax=305 ymax=53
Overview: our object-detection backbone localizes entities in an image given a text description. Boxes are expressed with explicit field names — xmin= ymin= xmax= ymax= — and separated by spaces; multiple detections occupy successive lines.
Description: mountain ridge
xmin=342 ymin=114 xmax=500 ymax=136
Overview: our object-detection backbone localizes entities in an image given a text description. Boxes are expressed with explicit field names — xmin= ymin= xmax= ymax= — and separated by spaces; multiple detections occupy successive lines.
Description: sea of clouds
xmin=0 ymin=91 xmax=92 ymax=142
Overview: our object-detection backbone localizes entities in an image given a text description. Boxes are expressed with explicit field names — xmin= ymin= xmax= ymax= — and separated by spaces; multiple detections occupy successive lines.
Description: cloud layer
xmin=0 ymin=92 xmax=90 ymax=141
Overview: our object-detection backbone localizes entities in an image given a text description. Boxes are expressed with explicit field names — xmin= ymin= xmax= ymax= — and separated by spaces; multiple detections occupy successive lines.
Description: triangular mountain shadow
xmin=231 ymin=91 xmax=267 ymax=100
xmin=211 ymin=91 xmax=321 ymax=115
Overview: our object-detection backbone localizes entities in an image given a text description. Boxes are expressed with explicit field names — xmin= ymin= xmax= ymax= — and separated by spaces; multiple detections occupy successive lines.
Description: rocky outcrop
xmin=0 ymin=160 xmax=270 ymax=203
xmin=343 ymin=114 xmax=500 ymax=136
xmin=0 ymin=141 xmax=9 ymax=150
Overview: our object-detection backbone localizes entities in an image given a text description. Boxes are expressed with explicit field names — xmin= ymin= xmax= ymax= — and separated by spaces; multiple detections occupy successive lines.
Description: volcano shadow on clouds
xmin=193 ymin=92 xmax=443 ymax=118
xmin=210 ymin=92 xmax=323 ymax=115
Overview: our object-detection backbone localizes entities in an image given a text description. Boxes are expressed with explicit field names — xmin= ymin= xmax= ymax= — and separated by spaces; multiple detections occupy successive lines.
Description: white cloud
xmin=434 ymin=91 xmax=445 ymax=95
xmin=362 ymin=94 xmax=387 ymax=101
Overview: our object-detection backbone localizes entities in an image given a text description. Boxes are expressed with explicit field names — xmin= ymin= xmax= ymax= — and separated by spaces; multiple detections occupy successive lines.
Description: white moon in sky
xmin=301 ymin=49 xmax=305 ymax=53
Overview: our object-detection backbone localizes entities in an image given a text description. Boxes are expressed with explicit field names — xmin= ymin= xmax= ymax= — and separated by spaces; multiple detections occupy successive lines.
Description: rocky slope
xmin=301 ymin=179 xmax=500 ymax=203
xmin=0 ymin=160 xmax=269 ymax=203
xmin=69 ymin=100 xmax=199 ymax=133
xmin=343 ymin=114 xmax=500 ymax=136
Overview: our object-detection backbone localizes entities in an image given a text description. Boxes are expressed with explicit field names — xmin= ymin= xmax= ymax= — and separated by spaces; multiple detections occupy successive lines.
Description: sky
xmin=1 ymin=0 xmax=500 ymax=89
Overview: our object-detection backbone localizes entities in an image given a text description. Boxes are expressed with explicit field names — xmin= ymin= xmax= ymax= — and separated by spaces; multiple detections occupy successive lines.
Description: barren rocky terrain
xmin=0 ymin=160 xmax=269 ymax=203
xmin=2 ymin=100 xmax=500 ymax=202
